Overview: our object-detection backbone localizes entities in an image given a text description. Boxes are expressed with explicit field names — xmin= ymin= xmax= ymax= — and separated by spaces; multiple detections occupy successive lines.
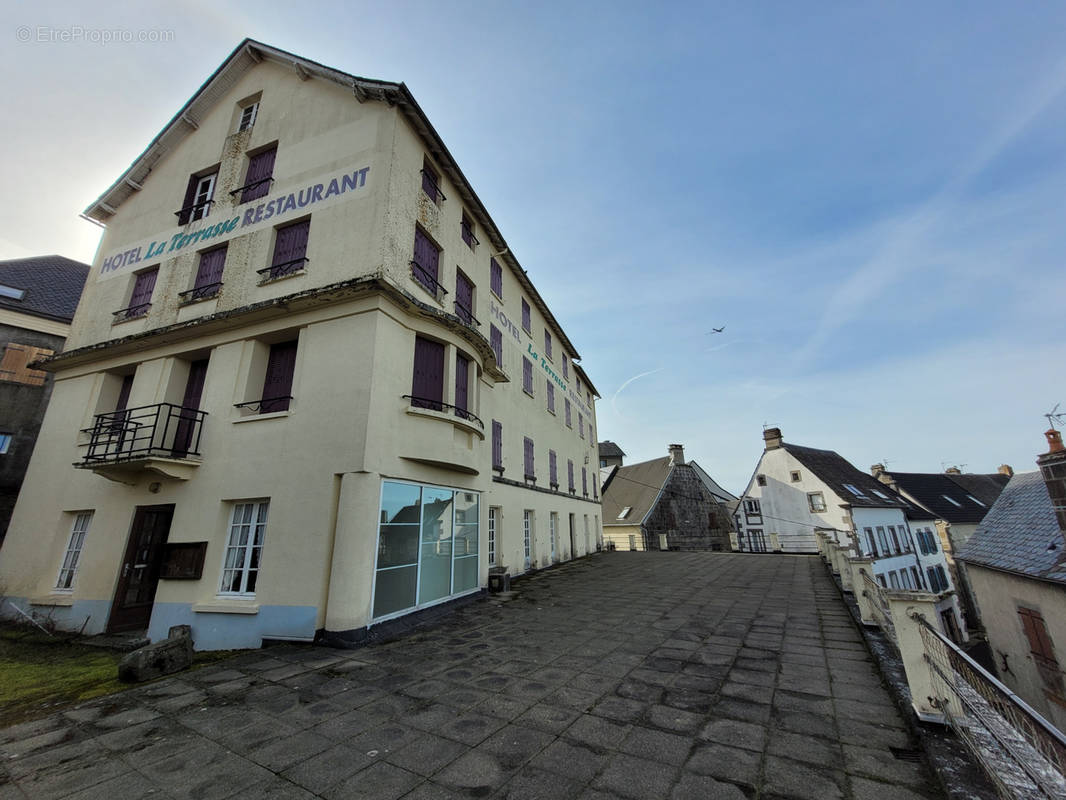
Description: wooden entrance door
xmin=107 ymin=505 xmax=174 ymax=632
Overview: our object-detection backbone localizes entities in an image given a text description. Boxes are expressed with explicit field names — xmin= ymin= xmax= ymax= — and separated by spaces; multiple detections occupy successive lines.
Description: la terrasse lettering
xmin=100 ymin=166 xmax=371 ymax=274
xmin=490 ymin=300 xmax=592 ymax=416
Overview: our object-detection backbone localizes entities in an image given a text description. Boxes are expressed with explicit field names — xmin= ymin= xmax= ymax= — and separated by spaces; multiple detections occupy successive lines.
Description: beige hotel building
xmin=0 ymin=40 xmax=602 ymax=649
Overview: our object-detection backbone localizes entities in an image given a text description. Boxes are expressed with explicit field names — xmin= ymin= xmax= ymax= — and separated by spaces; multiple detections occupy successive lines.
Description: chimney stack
xmin=998 ymin=464 xmax=1014 ymax=477
xmin=763 ymin=427 xmax=782 ymax=450
xmin=668 ymin=444 xmax=685 ymax=465
xmin=1037 ymin=429 xmax=1066 ymax=534
xmin=870 ymin=464 xmax=885 ymax=477
xmin=945 ymin=466 xmax=961 ymax=475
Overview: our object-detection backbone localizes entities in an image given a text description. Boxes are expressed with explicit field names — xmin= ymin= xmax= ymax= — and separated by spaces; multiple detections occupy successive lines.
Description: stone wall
xmin=643 ymin=464 xmax=732 ymax=551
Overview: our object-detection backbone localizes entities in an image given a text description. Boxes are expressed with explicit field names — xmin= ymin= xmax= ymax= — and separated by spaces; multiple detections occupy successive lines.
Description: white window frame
xmin=523 ymin=510 xmax=533 ymax=570
xmin=190 ymin=173 xmax=216 ymax=222
xmin=617 ymin=506 xmax=632 ymax=520
xmin=219 ymin=500 xmax=269 ymax=596
xmin=550 ymin=512 xmax=557 ymax=562
xmin=55 ymin=511 xmax=93 ymax=591
xmin=239 ymin=101 xmax=259 ymax=131
xmin=807 ymin=492 xmax=826 ymax=513
xmin=744 ymin=498 xmax=761 ymax=514
xmin=488 ymin=506 xmax=498 ymax=566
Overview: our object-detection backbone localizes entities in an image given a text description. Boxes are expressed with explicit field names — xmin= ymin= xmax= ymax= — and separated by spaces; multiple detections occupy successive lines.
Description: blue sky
xmin=4 ymin=1 xmax=1065 ymax=492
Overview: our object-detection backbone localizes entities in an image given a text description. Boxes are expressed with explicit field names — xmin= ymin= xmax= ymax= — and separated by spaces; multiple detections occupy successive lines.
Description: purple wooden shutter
xmin=178 ymin=175 xmax=200 ymax=225
xmin=594 ymin=479 xmax=598 ymax=500
xmin=523 ymin=358 xmax=533 ymax=394
xmin=173 ymin=359 xmax=209 ymax=455
xmin=579 ymin=413 xmax=584 ymax=439
xmin=455 ymin=354 xmax=469 ymax=416
xmin=524 ymin=437 xmax=534 ymax=479
xmin=562 ymin=356 xmax=568 ymax=380
xmin=271 ymin=220 xmax=309 ymax=278
xmin=241 ymin=146 xmax=277 ymax=203
xmin=261 ymin=341 xmax=297 ymax=412
xmin=544 ymin=330 xmax=552 ymax=359
xmin=193 ymin=246 xmax=226 ymax=296
xmin=549 ymin=450 xmax=557 ymax=486
xmin=492 ymin=420 xmax=502 ymax=469
xmin=546 ymin=381 xmax=554 ymax=413
xmin=128 ymin=269 xmax=158 ymax=315
xmin=521 ymin=298 xmax=530 ymax=332
xmin=490 ymin=258 xmax=502 ymax=297
xmin=461 ymin=213 xmax=474 ymax=247
xmin=568 ymin=459 xmax=574 ymax=492
xmin=413 ymin=228 xmax=439 ymax=291
xmin=411 ymin=336 xmax=445 ymax=410
xmin=565 ymin=399 xmax=571 ymax=427
xmin=582 ymin=467 xmax=588 ymax=496
xmin=455 ymin=272 xmax=473 ymax=324
xmin=490 ymin=325 xmax=503 ymax=365
xmin=422 ymin=161 xmax=439 ymax=200
xmin=116 ymin=374 xmax=134 ymax=411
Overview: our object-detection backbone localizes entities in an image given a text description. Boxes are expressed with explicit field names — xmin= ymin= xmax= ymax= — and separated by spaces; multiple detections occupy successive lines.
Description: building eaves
xmin=887 ymin=472 xmax=1001 ymax=524
xmin=598 ymin=441 xmax=625 ymax=459
xmin=600 ymin=456 xmax=672 ymax=527
xmin=783 ymin=443 xmax=905 ymax=509
xmin=81 ymin=39 xmax=589 ymax=371
xmin=0 ymin=255 xmax=89 ymax=323
xmin=688 ymin=461 xmax=738 ymax=503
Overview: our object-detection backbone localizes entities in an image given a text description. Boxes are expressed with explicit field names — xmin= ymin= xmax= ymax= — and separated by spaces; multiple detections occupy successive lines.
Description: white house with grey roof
xmin=956 ymin=429 xmax=1066 ymax=731
xmin=737 ymin=427 xmax=964 ymax=636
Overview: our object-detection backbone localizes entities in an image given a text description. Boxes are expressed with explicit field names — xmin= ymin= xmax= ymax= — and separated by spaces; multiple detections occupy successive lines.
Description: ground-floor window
xmin=220 ymin=501 xmax=269 ymax=595
xmin=549 ymin=512 xmax=557 ymax=563
xmin=56 ymin=511 xmax=93 ymax=590
xmin=628 ymin=534 xmax=636 ymax=551
xmin=523 ymin=510 xmax=533 ymax=570
xmin=747 ymin=529 xmax=767 ymax=552
xmin=488 ymin=506 xmax=498 ymax=566
xmin=584 ymin=515 xmax=590 ymax=554
xmin=373 ymin=481 xmax=479 ymax=619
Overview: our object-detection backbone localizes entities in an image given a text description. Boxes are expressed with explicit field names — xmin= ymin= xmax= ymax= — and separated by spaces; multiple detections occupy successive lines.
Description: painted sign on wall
xmin=97 ymin=164 xmax=371 ymax=280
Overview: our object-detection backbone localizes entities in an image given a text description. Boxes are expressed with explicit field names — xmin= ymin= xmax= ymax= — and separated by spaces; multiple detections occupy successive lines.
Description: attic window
xmin=238 ymin=102 xmax=259 ymax=131
xmin=871 ymin=489 xmax=889 ymax=500
xmin=966 ymin=494 xmax=986 ymax=507
xmin=0 ymin=285 xmax=25 ymax=300
xmin=842 ymin=483 xmax=867 ymax=498
xmin=756 ymin=475 xmax=767 ymax=486
xmin=617 ymin=506 xmax=632 ymax=520
xmin=942 ymin=495 xmax=963 ymax=507
xmin=790 ymin=471 xmax=800 ymax=482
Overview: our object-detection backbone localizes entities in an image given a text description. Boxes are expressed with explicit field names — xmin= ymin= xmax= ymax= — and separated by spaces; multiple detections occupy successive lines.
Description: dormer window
xmin=617 ymin=506 xmax=632 ymax=520
xmin=842 ymin=483 xmax=867 ymax=498
xmin=871 ymin=489 xmax=889 ymax=500
xmin=238 ymin=102 xmax=259 ymax=131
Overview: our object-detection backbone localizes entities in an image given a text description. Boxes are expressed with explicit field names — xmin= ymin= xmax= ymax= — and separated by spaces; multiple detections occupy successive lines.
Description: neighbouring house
xmin=956 ymin=429 xmax=1066 ymax=732
xmin=0 ymin=256 xmax=89 ymax=545
xmin=599 ymin=440 xmax=625 ymax=469
xmin=871 ymin=463 xmax=1010 ymax=636
xmin=0 ymin=40 xmax=602 ymax=650
xmin=737 ymin=427 xmax=963 ymax=635
xmin=600 ymin=444 xmax=733 ymax=552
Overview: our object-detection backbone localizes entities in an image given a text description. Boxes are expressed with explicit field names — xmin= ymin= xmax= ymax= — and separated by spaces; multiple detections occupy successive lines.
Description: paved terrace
xmin=0 ymin=553 xmax=943 ymax=799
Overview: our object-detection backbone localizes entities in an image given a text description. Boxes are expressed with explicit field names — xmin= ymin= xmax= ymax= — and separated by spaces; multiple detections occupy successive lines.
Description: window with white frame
xmin=744 ymin=498 xmax=761 ymax=514
xmin=238 ymin=101 xmax=259 ymax=131
xmin=220 ymin=501 xmax=269 ymax=595
xmin=523 ymin=510 xmax=533 ymax=570
xmin=56 ymin=511 xmax=93 ymax=590
xmin=807 ymin=492 xmax=826 ymax=513
xmin=488 ymin=506 xmax=498 ymax=566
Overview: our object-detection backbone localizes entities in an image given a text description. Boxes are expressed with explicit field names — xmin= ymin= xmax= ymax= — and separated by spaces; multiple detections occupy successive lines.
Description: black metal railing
xmin=234 ymin=396 xmax=292 ymax=414
xmin=454 ymin=301 xmax=480 ymax=327
xmin=410 ymin=261 xmax=447 ymax=297
xmin=230 ymin=176 xmax=273 ymax=201
xmin=175 ymin=199 xmax=214 ymax=223
xmin=112 ymin=303 xmax=151 ymax=322
xmin=257 ymin=258 xmax=308 ymax=281
xmin=402 ymin=395 xmax=483 ymax=429
xmin=178 ymin=282 xmax=223 ymax=303
xmin=78 ymin=403 xmax=207 ymax=465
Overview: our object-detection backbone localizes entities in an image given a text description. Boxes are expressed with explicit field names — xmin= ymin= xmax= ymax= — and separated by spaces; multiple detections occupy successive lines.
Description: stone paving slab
xmin=0 ymin=553 xmax=947 ymax=799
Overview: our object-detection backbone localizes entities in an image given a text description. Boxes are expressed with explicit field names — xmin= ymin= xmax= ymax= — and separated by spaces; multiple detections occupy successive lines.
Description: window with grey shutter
xmin=523 ymin=357 xmax=533 ymax=395
xmin=492 ymin=420 xmax=503 ymax=470
xmin=544 ymin=330 xmax=552 ymax=360
xmin=565 ymin=398 xmax=571 ymax=427
xmin=546 ymin=381 xmax=555 ymax=413
xmin=568 ymin=459 xmax=575 ymax=493
xmin=521 ymin=298 xmax=531 ymax=333
xmin=524 ymin=437 xmax=534 ymax=480
xmin=549 ymin=450 xmax=558 ymax=487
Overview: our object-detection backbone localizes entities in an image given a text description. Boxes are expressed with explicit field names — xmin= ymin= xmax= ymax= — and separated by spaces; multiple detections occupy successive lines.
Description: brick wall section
xmin=643 ymin=463 xmax=732 ymax=551
xmin=0 ymin=323 xmax=67 ymax=544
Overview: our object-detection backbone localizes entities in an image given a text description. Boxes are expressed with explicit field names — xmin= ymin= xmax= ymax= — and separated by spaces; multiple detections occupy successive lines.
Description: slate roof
xmin=600 ymin=456 xmax=672 ymax=526
xmin=957 ymin=471 xmax=1066 ymax=583
xmin=689 ymin=462 xmax=738 ymax=503
xmin=598 ymin=441 xmax=626 ymax=459
xmin=782 ymin=443 xmax=906 ymax=509
xmin=0 ymin=256 xmax=89 ymax=323
xmin=887 ymin=472 xmax=1008 ymax=524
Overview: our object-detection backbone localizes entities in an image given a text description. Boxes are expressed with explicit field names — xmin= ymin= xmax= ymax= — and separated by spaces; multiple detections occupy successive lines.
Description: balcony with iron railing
xmin=75 ymin=402 xmax=207 ymax=482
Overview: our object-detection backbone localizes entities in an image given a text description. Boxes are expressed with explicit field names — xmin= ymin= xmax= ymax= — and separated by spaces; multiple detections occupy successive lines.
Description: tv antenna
xmin=1047 ymin=403 xmax=1064 ymax=431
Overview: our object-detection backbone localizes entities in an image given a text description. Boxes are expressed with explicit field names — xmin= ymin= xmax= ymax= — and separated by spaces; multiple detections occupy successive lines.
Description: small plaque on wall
xmin=160 ymin=542 xmax=208 ymax=579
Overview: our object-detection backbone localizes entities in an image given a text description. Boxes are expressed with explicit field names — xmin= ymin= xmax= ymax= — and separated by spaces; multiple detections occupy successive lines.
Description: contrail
xmin=610 ymin=367 xmax=666 ymax=418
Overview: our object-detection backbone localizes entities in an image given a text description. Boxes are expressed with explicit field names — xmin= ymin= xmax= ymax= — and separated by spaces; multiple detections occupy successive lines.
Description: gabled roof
xmin=599 ymin=465 xmax=618 ymax=492
xmin=600 ymin=456 xmax=672 ymax=526
xmin=0 ymin=256 xmax=90 ymax=323
xmin=598 ymin=441 xmax=626 ymax=459
xmin=81 ymin=39 xmax=592 ymax=378
xmin=782 ymin=443 xmax=905 ymax=509
xmin=887 ymin=472 xmax=1007 ymax=524
xmin=689 ymin=462 xmax=738 ymax=503
xmin=957 ymin=471 xmax=1066 ymax=584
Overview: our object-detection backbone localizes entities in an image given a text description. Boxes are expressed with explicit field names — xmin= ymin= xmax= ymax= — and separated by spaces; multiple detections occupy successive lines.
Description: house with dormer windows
xmin=0 ymin=41 xmax=601 ymax=649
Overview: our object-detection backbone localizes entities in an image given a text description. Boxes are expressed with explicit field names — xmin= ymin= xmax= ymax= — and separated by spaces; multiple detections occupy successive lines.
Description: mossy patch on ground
xmin=0 ymin=625 xmax=237 ymax=727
